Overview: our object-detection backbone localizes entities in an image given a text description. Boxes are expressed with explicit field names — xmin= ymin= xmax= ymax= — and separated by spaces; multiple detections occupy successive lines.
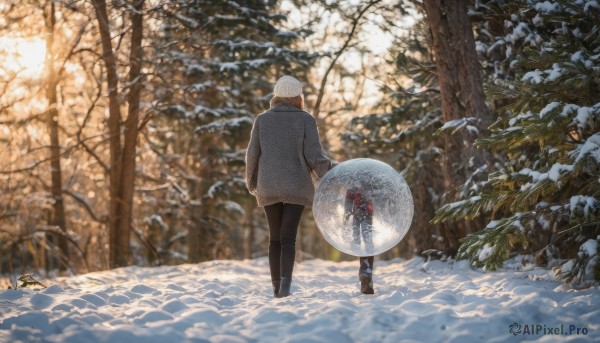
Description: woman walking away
xmin=245 ymin=75 xmax=335 ymax=298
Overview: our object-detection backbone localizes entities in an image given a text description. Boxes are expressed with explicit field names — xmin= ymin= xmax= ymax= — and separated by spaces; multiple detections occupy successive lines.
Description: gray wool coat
xmin=245 ymin=103 xmax=335 ymax=207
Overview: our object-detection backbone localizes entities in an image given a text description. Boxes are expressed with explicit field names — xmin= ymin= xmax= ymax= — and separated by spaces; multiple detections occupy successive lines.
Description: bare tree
xmin=118 ymin=0 xmax=145 ymax=266
xmin=43 ymin=0 xmax=70 ymax=271
xmin=91 ymin=0 xmax=146 ymax=268
xmin=312 ymin=0 xmax=382 ymax=119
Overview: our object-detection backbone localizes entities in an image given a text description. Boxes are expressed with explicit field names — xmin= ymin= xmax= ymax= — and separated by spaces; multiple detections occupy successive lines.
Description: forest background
xmin=1 ymin=0 xmax=598 ymax=288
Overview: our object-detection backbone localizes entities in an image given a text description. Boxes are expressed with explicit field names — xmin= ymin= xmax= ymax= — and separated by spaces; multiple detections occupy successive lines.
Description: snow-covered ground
xmin=0 ymin=257 xmax=598 ymax=343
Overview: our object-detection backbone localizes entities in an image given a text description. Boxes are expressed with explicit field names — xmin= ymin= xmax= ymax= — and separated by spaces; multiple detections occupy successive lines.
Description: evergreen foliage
xmin=341 ymin=18 xmax=450 ymax=255
xmin=434 ymin=0 xmax=600 ymax=285
xmin=144 ymin=0 xmax=316 ymax=261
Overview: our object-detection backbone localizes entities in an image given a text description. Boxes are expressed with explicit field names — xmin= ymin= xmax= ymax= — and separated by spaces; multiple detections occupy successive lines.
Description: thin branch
xmin=131 ymin=225 xmax=162 ymax=266
xmin=0 ymin=133 xmax=109 ymax=174
xmin=0 ymin=112 xmax=43 ymax=126
xmin=137 ymin=112 xmax=152 ymax=132
xmin=0 ymin=226 xmax=89 ymax=273
xmin=0 ymin=70 xmax=22 ymax=95
xmin=406 ymin=0 xmax=424 ymax=10
xmin=70 ymin=47 xmax=103 ymax=58
xmin=74 ymin=79 xmax=110 ymax=172
xmin=80 ymin=140 xmax=110 ymax=172
xmin=57 ymin=20 xmax=91 ymax=79
xmin=63 ymin=189 xmax=107 ymax=223
xmin=312 ymin=0 xmax=382 ymax=118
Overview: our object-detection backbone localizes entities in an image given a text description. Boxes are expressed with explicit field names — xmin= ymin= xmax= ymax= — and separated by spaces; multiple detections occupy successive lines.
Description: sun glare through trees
xmin=0 ymin=37 xmax=46 ymax=77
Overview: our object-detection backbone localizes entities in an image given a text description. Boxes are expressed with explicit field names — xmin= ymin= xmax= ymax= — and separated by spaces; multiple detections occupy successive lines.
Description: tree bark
xmin=423 ymin=0 xmax=490 ymax=252
xmin=44 ymin=1 xmax=69 ymax=270
xmin=116 ymin=0 xmax=145 ymax=267
xmin=91 ymin=0 xmax=127 ymax=267
xmin=187 ymin=51 xmax=220 ymax=262
xmin=188 ymin=136 xmax=213 ymax=263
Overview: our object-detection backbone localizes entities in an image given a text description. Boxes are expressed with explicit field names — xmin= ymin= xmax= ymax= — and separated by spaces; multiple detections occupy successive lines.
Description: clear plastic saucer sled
xmin=313 ymin=158 xmax=414 ymax=256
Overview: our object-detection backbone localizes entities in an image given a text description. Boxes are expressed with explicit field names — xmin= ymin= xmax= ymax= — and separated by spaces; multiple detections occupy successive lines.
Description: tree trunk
xmin=44 ymin=1 xmax=69 ymax=270
xmin=413 ymin=164 xmax=438 ymax=253
xmin=187 ymin=64 xmax=221 ymax=262
xmin=116 ymin=0 xmax=145 ymax=267
xmin=92 ymin=0 xmax=126 ymax=268
xmin=188 ymin=136 xmax=213 ymax=263
xmin=422 ymin=0 xmax=490 ymax=253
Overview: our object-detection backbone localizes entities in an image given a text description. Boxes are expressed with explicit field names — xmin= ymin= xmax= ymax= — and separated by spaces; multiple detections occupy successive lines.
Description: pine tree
xmin=145 ymin=0 xmax=316 ymax=262
xmin=433 ymin=0 xmax=600 ymax=286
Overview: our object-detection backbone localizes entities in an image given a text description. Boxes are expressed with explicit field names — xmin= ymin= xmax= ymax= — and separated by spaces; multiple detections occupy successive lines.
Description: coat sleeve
xmin=245 ymin=118 xmax=261 ymax=194
xmin=303 ymin=115 xmax=334 ymax=179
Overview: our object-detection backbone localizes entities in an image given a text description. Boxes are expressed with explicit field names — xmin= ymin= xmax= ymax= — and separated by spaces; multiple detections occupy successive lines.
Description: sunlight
xmin=0 ymin=36 xmax=46 ymax=78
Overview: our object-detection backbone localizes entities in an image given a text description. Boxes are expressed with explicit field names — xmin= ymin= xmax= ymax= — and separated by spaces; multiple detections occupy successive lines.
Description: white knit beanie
xmin=273 ymin=75 xmax=303 ymax=97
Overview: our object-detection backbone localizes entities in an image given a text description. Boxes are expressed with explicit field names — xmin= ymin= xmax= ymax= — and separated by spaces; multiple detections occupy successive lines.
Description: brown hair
xmin=270 ymin=95 xmax=304 ymax=110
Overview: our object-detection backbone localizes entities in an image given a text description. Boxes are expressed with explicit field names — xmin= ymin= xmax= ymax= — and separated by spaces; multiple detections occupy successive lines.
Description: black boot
xmin=359 ymin=258 xmax=374 ymax=295
xmin=272 ymin=280 xmax=280 ymax=296
xmin=276 ymin=277 xmax=292 ymax=298
xmin=360 ymin=274 xmax=374 ymax=294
